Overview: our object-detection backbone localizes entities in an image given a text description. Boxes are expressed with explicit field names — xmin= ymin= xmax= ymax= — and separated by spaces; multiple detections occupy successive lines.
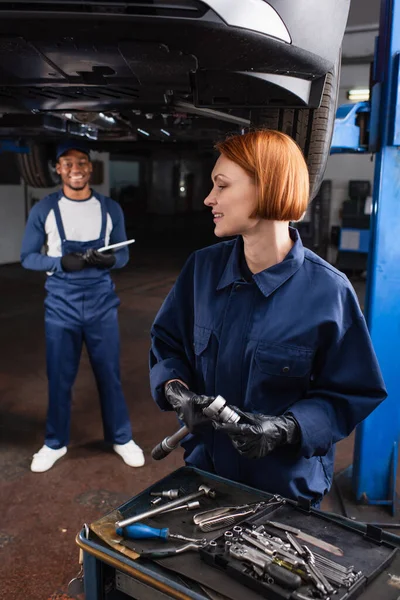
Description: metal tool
xmin=150 ymin=497 xmax=163 ymax=506
xmin=116 ymin=484 xmax=216 ymax=528
xmin=303 ymin=545 xmax=334 ymax=595
xmin=139 ymin=539 xmax=208 ymax=558
xmin=243 ymin=531 xmax=306 ymax=567
xmin=229 ymin=543 xmax=302 ymax=590
xmin=151 ymin=395 xmax=240 ymax=460
xmin=150 ymin=489 xmax=180 ymax=499
xmin=202 ymin=395 xmax=241 ymax=423
xmin=286 ymin=532 xmax=306 ymax=556
xmin=264 ymin=520 xmax=344 ymax=557
xmin=115 ymin=522 xmax=207 ymax=544
xmin=193 ymin=501 xmax=266 ymax=532
xmin=97 ymin=239 xmax=135 ymax=253
xmin=162 ymin=501 xmax=200 ymax=514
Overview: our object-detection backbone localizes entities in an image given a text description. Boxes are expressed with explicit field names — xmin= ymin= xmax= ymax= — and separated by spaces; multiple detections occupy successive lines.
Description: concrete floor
xmin=0 ymin=239 xmax=390 ymax=600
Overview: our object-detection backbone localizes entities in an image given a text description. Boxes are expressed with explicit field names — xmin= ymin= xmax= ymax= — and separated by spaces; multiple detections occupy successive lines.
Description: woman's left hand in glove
xmin=213 ymin=408 xmax=300 ymax=459
xmin=83 ymin=248 xmax=116 ymax=269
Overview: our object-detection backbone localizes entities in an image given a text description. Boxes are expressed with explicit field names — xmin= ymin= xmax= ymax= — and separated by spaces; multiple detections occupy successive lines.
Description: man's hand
xmin=84 ymin=249 xmax=116 ymax=269
xmin=61 ymin=252 xmax=86 ymax=272
xmin=214 ymin=408 xmax=300 ymax=458
xmin=164 ymin=380 xmax=214 ymax=433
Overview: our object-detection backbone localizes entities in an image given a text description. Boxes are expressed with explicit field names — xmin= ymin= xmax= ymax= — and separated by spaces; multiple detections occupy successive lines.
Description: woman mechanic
xmin=149 ymin=130 xmax=387 ymax=506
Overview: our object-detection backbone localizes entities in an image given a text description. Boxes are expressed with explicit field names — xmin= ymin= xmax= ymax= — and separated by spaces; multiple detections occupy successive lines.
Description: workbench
xmin=77 ymin=467 xmax=400 ymax=600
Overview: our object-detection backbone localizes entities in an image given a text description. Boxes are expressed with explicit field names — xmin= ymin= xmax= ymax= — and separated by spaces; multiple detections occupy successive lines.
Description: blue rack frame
xmin=337 ymin=0 xmax=400 ymax=513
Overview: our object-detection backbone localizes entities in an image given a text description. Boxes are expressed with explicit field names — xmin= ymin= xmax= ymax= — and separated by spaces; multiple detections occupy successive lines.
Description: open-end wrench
xmin=303 ymin=545 xmax=335 ymax=594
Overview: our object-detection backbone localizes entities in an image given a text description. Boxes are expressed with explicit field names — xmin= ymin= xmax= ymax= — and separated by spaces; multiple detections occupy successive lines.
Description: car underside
xmin=0 ymin=0 xmax=350 ymax=194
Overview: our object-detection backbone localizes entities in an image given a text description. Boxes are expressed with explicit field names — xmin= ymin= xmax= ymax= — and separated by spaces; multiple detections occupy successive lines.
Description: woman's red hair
xmin=216 ymin=130 xmax=309 ymax=221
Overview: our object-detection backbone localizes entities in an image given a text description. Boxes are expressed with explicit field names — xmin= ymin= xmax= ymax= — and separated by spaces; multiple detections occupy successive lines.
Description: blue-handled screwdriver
xmin=116 ymin=522 xmax=205 ymax=543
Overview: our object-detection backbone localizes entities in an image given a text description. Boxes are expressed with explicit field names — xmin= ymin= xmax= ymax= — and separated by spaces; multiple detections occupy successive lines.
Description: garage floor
xmin=0 ymin=239 xmax=391 ymax=600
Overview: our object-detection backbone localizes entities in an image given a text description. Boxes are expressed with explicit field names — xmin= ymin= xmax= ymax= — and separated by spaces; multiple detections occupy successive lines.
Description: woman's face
xmin=204 ymin=154 xmax=259 ymax=238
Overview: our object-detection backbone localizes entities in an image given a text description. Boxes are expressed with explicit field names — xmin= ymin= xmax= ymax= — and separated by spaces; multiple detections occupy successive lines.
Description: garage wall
xmin=0 ymin=185 xmax=26 ymax=265
xmin=325 ymin=154 xmax=374 ymax=228
xmin=0 ymin=151 xmax=110 ymax=266
xmin=322 ymin=24 xmax=377 ymax=257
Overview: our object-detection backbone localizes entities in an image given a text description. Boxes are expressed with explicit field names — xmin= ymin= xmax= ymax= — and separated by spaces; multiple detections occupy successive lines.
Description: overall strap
xmin=99 ymin=196 xmax=108 ymax=240
xmin=92 ymin=192 xmax=108 ymax=240
xmin=49 ymin=191 xmax=66 ymax=241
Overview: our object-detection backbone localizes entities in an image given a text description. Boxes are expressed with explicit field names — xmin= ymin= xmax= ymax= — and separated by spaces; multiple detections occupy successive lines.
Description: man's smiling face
xmin=56 ymin=149 xmax=93 ymax=193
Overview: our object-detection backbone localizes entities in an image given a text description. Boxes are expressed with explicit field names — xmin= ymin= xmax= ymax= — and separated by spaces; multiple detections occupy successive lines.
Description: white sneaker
xmin=113 ymin=440 xmax=145 ymax=467
xmin=31 ymin=445 xmax=67 ymax=473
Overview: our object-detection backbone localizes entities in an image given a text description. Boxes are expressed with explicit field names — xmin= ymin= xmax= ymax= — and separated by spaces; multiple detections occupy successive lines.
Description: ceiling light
xmin=160 ymin=129 xmax=171 ymax=137
xmin=99 ymin=112 xmax=116 ymax=124
xmin=137 ymin=128 xmax=150 ymax=137
xmin=347 ymin=89 xmax=370 ymax=102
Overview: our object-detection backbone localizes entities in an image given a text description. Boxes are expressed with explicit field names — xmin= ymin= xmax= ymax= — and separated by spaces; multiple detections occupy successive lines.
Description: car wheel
xmin=16 ymin=143 xmax=59 ymax=188
xmin=250 ymin=61 xmax=339 ymax=201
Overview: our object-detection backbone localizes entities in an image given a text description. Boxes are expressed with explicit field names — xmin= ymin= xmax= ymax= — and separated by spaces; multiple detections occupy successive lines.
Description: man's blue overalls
xmin=43 ymin=194 xmax=132 ymax=449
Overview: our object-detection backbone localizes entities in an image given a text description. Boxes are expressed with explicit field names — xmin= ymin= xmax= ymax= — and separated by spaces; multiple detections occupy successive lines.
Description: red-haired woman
xmin=150 ymin=130 xmax=386 ymax=506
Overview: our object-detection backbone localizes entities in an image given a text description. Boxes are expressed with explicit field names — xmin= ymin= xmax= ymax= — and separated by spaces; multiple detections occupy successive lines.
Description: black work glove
xmin=214 ymin=407 xmax=300 ymax=459
xmin=164 ymin=380 xmax=215 ymax=433
xmin=83 ymin=249 xmax=116 ymax=269
xmin=61 ymin=252 xmax=86 ymax=272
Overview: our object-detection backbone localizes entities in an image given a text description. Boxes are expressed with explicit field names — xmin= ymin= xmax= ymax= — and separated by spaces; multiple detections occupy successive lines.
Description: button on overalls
xmin=43 ymin=194 xmax=132 ymax=448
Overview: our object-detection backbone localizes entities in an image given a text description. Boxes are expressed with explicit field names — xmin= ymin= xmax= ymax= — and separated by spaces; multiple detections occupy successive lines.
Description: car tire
xmin=250 ymin=61 xmax=339 ymax=201
xmin=16 ymin=143 xmax=59 ymax=188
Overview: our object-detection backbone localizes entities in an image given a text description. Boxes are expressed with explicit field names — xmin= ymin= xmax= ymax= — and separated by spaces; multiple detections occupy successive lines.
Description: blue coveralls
xmin=150 ymin=229 xmax=387 ymax=505
xmin=21 ymin=191 xmax=132 ymax=449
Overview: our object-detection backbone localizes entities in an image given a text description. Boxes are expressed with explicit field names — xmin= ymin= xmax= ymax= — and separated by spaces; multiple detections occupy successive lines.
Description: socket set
xmin=199 ymin=506 xmax=398 ymax=600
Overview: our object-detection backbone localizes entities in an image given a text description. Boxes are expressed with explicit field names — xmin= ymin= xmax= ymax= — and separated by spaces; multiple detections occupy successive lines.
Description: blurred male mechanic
xmin=21 ymin=141 xmax=144 ymax=472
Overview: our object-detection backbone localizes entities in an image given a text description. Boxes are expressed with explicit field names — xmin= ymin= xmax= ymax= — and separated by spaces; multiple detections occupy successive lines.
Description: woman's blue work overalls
xmin=43 ymin=195 xmax=132 ymax=449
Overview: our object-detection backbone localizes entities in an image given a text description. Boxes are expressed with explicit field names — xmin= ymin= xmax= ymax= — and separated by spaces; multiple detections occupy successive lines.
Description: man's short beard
xmin=66 ymin=181 xmax=87 ymax=191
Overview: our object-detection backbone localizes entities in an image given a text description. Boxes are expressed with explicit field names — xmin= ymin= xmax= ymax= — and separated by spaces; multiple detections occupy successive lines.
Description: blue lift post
xmin=351 ymin=0 xmax=400 ymax=513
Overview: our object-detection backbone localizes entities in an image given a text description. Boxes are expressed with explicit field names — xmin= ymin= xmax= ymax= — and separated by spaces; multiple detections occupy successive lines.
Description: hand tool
xmin=242 ymin=531 xmax=306 ymax=568
xmin=115 ymin=484 xmax=216 ymax=528
xmin=303 ymin=545 xmax=334 ymax=595
xmin=150 ymin=489 xmax=180 ymax=499
xmin=151 ymin=395 xmax=240 ymax=460
xmin=229 ymin=543 xmax=302 ymax=590
xmin=193 ymin=494 xmax=283 ymax=531
xmin=162 ymin=501 xmax=200 ymax=514
xmin=150 ymin=497 xmax=163 ymax=506
xmin=193 ymin=501 xmax=267 ymax=532
xmin=139 ymin=539 xmax=208 ymax=558
xmin=97 ymin=239 xmax=135 ymax=253
xmin=240 ymin=530 xmax=328 ymax=595
xmin=115 ymin=522 xmax=207 ymax=544
xmin=286 ymin=532 xmax=306 ymax=557
xmin=264 ymin=520 xmax=344 ymax=557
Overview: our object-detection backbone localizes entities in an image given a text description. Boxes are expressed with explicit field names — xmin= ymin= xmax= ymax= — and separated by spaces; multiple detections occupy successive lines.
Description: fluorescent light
xmin=99 ymin=112 xmax=116 ymax=124
xmin=347 ymin=88 xmax=370 ymax=101
xmin=137 ymin=128 xmax=150 ymax=136
xmin=160 ymin=129 xmax=171 ymax=136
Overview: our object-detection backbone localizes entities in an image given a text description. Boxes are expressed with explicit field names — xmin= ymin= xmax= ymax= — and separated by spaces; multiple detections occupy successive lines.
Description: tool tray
xmin=109 ymin=467 xmax=400 ymax=600
xmin=199 ymin=500 xmax=397 ymax=599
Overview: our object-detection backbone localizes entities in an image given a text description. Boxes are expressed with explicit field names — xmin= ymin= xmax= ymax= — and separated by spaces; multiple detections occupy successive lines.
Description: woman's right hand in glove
xmin=164 ymin=380 xmax=215 ymax=433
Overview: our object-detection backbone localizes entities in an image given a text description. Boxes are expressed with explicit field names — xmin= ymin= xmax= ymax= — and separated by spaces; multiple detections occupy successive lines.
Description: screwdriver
xmin=116 ymin=522 xmax=205 ymax=543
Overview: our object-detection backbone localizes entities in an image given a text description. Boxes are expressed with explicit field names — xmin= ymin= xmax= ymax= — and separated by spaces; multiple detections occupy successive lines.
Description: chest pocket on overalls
xmin=249 ymin=342 xmax=313 ymax=412
xmin=193 ymin=324 xmax=212 ymax=387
